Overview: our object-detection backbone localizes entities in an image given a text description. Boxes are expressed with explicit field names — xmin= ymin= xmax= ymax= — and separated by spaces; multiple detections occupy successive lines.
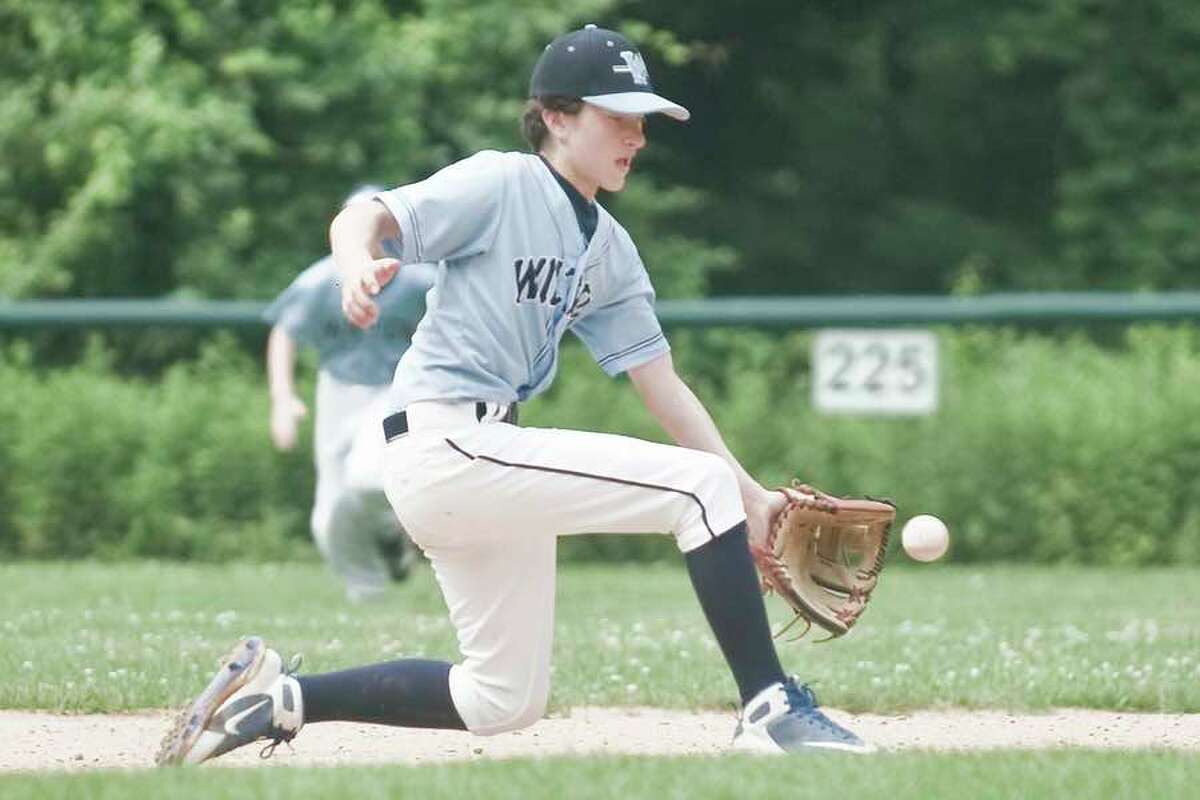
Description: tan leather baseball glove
xmin=751 ymin=483 xmax=895 ymax=640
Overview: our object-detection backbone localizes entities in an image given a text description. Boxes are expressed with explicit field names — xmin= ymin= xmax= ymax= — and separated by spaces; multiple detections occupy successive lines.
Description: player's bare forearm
xmin=628 ymin=353 xmax=774 ymax=517
xmin=265 ymin=326 xmax=307 ymax=450
xmin=329 ymin=200 xmax=402 ymax=328
xmin=266 ymin=327 xmax=299 ymax=401
xmin=329 ymin=200 xmax=397 ymax=279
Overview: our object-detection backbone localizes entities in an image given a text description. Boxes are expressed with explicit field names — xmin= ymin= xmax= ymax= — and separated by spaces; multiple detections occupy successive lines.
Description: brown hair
xmin=521 ymin=96 xmax=584 ymax=151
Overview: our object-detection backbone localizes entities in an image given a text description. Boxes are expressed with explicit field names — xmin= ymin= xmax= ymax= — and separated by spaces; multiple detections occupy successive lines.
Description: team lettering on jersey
xmin=513 ymin=257 xmax=592 ymax=319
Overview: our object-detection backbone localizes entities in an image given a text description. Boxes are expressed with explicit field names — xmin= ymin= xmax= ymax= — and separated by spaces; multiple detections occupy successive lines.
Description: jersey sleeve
xmin=261 ymin=257 xmax=339 ymax=349
xmin=570 ymin=231 xmax=670 ymax=376
xmin=375 ymin=151 xmax=509 ymax=265
xmin=378 ymin=262 xmax=437 ymax=329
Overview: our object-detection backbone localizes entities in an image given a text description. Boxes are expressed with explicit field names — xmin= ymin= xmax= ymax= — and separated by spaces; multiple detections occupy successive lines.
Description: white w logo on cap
xmin=613 ymin=51 xmax=650 ymax=86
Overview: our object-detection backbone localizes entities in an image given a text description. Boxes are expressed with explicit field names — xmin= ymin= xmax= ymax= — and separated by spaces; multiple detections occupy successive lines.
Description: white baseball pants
xmin=381 ymin=400 xmax=746 ymax=735
xmin=312 ymin=372 xmax=406 ymax=601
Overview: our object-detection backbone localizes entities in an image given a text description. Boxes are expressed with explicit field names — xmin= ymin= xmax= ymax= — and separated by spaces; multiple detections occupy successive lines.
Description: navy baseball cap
xmin=529 ymin=24 xmax=690 ymax=121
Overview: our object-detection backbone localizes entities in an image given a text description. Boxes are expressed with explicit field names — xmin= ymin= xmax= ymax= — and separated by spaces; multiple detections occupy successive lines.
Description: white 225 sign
xmin=812 ymin=329 xmax=939 ymax=415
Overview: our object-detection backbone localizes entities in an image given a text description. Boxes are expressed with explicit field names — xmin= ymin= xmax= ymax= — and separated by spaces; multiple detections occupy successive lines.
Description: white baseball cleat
xmin=156 ymin=636 xmax=304 ymax=765
xmin=732 ymin=677 xmax=875 ymax=754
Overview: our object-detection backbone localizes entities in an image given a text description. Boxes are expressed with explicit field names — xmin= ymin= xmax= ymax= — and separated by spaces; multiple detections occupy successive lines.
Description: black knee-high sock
xmin=297 ymin=659 xmax=466 ymax=730
xmin=685 ymin=522 xmax=786 ymax=704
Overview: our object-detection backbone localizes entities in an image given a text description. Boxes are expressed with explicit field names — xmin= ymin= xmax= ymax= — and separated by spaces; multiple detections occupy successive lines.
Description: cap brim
xmin=583 ymin=92 xmax=691 ymax=121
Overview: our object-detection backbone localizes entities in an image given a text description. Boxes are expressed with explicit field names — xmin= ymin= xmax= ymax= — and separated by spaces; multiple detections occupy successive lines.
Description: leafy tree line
xmin=2 ymin=0 xmax=1197 ymax=305
xmin=629 ymin=0 xmax=1200 ymax=294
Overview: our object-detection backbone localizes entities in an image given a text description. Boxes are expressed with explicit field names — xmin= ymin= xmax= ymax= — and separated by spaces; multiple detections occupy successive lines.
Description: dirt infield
xmin=3 ymin=707 xmax=1198 ymax=772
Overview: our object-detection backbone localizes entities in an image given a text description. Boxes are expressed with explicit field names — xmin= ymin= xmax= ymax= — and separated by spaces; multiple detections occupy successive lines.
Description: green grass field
xmin=1 ymin=561 xmax=1198 ymax=796
xmin=3 ymin=753 xmax=1199 ymax=799
xmin=0 ymin=561 xmax=1197 ymax=713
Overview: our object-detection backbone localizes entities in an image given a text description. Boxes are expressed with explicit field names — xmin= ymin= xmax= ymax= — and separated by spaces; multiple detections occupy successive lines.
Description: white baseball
xmin=901 ymin=514 xmax=949 ymax=562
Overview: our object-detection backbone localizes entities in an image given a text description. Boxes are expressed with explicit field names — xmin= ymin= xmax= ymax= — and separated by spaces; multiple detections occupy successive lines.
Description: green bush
xmin=542 ymin=324 xmax=1200 ymax=565
xmin=2 ymin=326 xmax=1199 ymax=564
xmin=0 ymin=336 xmax=313 ymax=561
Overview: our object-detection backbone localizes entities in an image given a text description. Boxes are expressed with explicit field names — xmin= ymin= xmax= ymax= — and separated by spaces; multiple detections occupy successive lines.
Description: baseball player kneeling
xmin=159 ymin=24 xmax=873 ymax=766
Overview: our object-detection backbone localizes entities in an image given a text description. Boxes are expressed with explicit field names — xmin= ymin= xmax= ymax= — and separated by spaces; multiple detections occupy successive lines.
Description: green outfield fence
xmin=1 ymin=292 xmax=1199 ymax=329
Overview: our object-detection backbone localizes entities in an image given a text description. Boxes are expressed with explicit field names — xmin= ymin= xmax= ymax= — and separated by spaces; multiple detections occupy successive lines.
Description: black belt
xmin=383 ymin=402 xmax=519 ymax=443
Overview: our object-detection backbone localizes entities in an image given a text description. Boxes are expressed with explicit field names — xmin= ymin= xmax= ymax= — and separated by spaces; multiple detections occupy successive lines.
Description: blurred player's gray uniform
xmin=264 ymin=255 xmax=435 ymax=600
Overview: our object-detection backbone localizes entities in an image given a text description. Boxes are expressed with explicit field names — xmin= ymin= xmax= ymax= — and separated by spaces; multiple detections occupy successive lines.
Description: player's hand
xmin=270 ymin=394 xmax=308 ymax=451
xmin=340 ymin=258 xmax=400 ymax=329
xmin=744 ymin=485 xmax=786 ymax=555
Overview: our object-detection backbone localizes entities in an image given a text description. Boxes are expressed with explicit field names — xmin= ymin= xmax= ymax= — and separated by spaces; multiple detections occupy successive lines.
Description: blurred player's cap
xmin=529 ymin=24 xmax=690 ymax=122
xmin=343 ymin=184 xmax=385 ymax=207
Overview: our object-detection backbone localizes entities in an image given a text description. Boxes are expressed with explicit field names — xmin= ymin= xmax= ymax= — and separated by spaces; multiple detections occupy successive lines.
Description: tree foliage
xmin=1 ymin=0 xmax=1198 ymax=302
xmin=991 ymin=0 xmax=1200 ymax=289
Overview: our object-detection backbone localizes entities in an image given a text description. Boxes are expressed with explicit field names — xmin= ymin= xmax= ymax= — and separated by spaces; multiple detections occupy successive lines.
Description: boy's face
xmin=549 ymin=103 xmax=646 ymax=197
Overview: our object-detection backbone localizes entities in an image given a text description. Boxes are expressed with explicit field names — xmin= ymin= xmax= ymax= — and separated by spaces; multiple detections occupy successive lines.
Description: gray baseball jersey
xmin=264 ymin=255 xmax=435 ymax=386
xmin=375 ymin=150 xmax=669 ymax=408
